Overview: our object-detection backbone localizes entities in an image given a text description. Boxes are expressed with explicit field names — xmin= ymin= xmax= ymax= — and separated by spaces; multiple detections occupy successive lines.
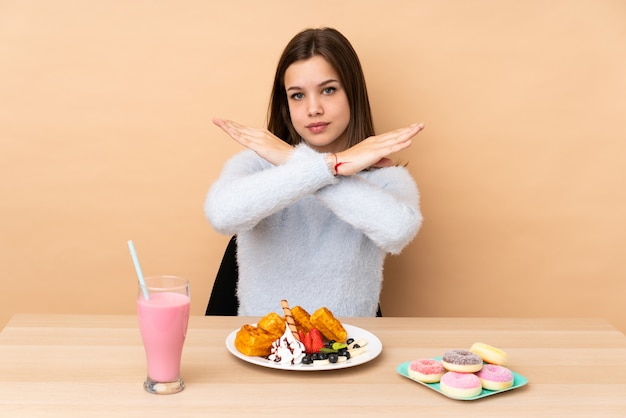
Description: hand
xmin=213 ymin=117 xmax=294 ymax=166
xmin=332 ymin=123 xmax=424 ymax=176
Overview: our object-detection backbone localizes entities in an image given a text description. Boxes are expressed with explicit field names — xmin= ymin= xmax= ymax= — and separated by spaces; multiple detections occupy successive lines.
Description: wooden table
xmin=1 ymin=314 xmax=625 ymax=417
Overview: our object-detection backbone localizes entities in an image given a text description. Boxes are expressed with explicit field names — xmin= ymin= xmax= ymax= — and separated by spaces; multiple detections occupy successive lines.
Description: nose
xmin=307 ymin=96 xmax=323 ymax=116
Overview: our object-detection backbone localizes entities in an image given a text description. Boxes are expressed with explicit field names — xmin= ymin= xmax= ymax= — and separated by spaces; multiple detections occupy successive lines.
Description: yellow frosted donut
xmin=470 ymin=342 xmax=508 ymax=366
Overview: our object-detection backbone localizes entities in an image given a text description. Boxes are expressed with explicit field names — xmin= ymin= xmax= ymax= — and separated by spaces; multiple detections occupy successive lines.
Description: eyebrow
xmin=286 ymin=79 xmax=340 ymax=92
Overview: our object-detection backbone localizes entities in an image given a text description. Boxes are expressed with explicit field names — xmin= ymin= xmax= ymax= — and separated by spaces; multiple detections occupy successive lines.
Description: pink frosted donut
xmin=439 ymin=371 xmax=482 ymax=399
xmin=408 ymin=359 xmax=445 ymax=383
xmin=441 ymin=349 xmax=483 ymax=373
xmin=475 ymin=364 xmax=514 ymax=390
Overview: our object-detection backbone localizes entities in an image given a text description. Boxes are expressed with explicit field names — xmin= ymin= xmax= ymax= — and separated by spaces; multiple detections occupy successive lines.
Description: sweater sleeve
xmin=205 ymin=144 xmax=338 ymax=235
xmin=315 ymin=166 xmax=422 ymax=254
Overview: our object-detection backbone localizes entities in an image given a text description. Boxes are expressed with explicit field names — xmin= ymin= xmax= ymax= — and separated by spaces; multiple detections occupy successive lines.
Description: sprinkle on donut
xmin=408 ymin=358 xmax=445 ymax=383
xmin=403 ymin=342 xmax=519 ymax=399
xmin=441 ymin=349 xmax=483 ymax=373
xmin=439 ymin=371 xmax=482 ymax=399
xmin=476 ymin=364 xmax=514 ymax=390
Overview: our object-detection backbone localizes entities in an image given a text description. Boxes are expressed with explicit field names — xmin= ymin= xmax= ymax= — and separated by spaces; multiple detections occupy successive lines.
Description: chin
xmin=301 ymin=137 xmax=333 ymax=150
xmin=305 ymin=134 xmax=347 ymax=151
xmin=304 ymin=142 xmax=336 ymax=153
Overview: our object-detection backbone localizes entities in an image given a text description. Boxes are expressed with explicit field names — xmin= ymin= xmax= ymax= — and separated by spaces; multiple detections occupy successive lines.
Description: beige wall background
xmin=1 ymin=0 xmax=625 ymax=332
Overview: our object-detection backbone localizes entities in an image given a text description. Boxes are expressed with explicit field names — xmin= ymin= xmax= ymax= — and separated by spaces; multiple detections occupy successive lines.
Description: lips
xmin=306 ymin=122 xmax=329 ymax=133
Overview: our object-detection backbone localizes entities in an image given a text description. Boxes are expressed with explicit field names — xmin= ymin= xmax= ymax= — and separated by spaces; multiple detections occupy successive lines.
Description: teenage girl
xmin=205 ymin=27 xmax=424 ymax=317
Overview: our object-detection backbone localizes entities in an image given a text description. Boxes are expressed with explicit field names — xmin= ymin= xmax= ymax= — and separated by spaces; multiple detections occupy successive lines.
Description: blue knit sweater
xmin=205 ymin=144 xmax=422 ymax=317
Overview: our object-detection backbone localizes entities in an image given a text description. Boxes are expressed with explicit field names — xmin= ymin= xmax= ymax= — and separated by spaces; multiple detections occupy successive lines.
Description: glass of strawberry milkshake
xmin=137 ymin=275 xmax=190 ymax=394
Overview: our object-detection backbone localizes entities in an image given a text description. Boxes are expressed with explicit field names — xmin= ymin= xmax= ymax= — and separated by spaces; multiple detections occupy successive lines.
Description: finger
xmin=212 ymin=117 xmax=227 ymax=128
xmin=222 ymin=120 xmax=263 ymax=141
xmin=399 ymin=123 xmax=424 ymax=135
xmin=213 ymin=118 xmax=244 ymax=140
xmin=375 ymin=125 xmax=419 ymax=143
xmin=411 ymin=122 xmax=425 ymax=135
xmin=224 ymin=119 xmax=250 ymax=131
xmin=388 ymin=138 xmax=412 ymax=154
xmin=213 ymin=119 xmax=249 ymax=144
xmin=396 ymin=123 xmax=424 ymax=141
xmin=213 ymin=120 xmax=234 ymax=137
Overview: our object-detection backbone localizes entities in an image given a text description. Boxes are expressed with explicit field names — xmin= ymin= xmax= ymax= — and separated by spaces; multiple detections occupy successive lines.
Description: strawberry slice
xmin=304 ymin=331 xmax=313 ymax=354
xmin=308 ymin=328 xmax=325 ymax=354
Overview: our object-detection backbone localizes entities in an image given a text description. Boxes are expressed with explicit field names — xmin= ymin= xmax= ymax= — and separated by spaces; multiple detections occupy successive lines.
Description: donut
xmin=475 ymin=364 xmax=514 ymax=390
xmin=439 ymin=371 xmax=482 ymax=399
xmin=441 ymin=349 xmax=483 ymax=373
xmin=407 ymin=359 xmax=445 ymax=383
xmin=470 ymin=342 xmax=508 ymax=366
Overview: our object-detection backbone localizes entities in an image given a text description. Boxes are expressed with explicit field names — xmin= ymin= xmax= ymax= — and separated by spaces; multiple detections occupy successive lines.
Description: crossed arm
xmin=212 ymin=117 xmax=424 ymax=176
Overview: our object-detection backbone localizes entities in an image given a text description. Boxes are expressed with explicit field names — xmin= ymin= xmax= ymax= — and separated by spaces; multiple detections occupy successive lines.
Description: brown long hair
xmin=267 ymin=27 xmax=375 ymax=147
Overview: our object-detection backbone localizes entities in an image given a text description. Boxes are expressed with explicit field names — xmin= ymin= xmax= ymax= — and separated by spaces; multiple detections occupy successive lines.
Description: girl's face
xmin=284 ymin=55 xmax=350 ymax=153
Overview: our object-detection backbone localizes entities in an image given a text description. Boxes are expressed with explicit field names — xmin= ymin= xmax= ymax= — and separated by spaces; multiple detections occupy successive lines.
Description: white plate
xmin=225 ymin=323 xmax=382 ymax=371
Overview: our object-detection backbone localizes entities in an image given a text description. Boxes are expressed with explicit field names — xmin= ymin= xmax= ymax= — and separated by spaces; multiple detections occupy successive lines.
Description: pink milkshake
xmin=137 ymin=276 xmax=190 ymax=394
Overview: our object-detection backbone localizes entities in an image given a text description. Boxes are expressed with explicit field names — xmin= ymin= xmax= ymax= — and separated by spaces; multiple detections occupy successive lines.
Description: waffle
xmin=310 ymin=307 xmax=347 ymax=342
xmin=292 ymin=305 xmax=315 ymax=334
xmin=234 ymin=325 xmax=276 ymax=357
xmin=256 ymin=312 xmax=286 ymax=338
xmin=234 ymin=312 xmax=285 ymax=357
